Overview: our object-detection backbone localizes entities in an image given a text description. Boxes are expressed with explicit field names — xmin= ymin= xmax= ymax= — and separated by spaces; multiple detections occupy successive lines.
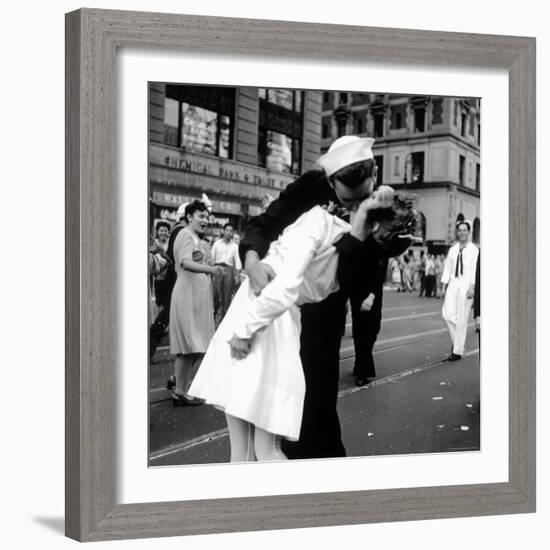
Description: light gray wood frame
xmin=65 ymin=8 xmax=536 ymax=542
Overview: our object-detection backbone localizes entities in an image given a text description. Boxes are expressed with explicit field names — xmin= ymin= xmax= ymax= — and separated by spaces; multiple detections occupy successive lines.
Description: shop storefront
xmin=149 ymin=83 xmax=322 ymax=243
xmin=150 ymin=189 xmax=245 ymax=241
xmin=149 ymin=143 xmax=295 ymax=241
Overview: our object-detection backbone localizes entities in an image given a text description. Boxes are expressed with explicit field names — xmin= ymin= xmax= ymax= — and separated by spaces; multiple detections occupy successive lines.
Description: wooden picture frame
xmin=65 ymin=8 xmax=536 ymax=542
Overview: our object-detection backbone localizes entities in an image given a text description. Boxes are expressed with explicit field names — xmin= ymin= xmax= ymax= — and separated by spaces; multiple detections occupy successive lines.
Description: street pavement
xmin=148 ymin=289 xmax=480 ymax=466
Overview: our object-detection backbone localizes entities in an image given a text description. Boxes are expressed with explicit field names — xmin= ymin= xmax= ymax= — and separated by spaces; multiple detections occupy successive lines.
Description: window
xmin=416 ymin=212 xmax=427 ymax=241
xmin=295 ymin=91 xmax=303 ymax=113
xmin=265 ymin=89 xmax=298 ymax=111
xmin=322 ymin=122 xmax=330 ymax=139
xmin=339 ymin=92 xmax=348 ymax=104
xmin=476 ymin=163 xmax=481 ymax=192
xmin=461 ymin=113 xmax=467 ymax=137
xmin=396 ymin=112 xmax=402 ymax=129
xmin=459 ymin=155 xmax=466 ymax=185
xmin=414 ymin=108 xmax=425 ymax=132
xmin=352 ymin=93 xmax=367 ymax=105
xmin=411 ymin=152 xmax=425 ymax=183
xmin=393 ymin=155 xmax=400 ymax=176
xmin=473 ymin=217 xmax=480 ymax=244
xmin=374 ymin=155 xmax=384 ymax=186
xmin=391 ymin=104 xmax=407 ymax=130
xmin=432 ymin=97 xmax=443 ymax=124
xmin=258 ymin=88 xmax=304 ymax=175
xmin=258 ymin=129 xmax=299 ymax=174
xmin=164 ymin=85 xmax=235 ymax=158
xmin=181 ymin=104 xmax=231 ymax=158
xmin=163 ymin=97 xmax=179 ymax=146
xmin=373 ymin=113 xmax=384 ymax=138
xmin=355 ymin=115 xmax=364 ymax=135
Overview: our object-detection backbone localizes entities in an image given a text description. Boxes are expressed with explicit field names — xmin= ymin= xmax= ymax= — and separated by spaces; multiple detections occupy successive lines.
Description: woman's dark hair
xmin=329 ymin=159 xmax=375 ymax=189
xmin=367 ymin=193 xmax=417 ymax=237
xmin=185 ymin=200 xmax=208 ymax=222
xmin=155 ymin=220 xmax=171 ymax=235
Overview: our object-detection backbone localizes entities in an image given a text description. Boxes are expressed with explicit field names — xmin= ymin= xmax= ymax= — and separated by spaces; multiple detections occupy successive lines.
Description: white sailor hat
xmin=456 ymin=219 xmax=472 ymax=231
xmin=317 ymin=136 xmax=375 ymax=177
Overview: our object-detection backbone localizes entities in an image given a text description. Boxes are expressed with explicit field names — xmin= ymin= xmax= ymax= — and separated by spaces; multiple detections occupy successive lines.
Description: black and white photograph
xmin=147 ymin=84 xmax=481 ymax=466
xmin=3 ymin=0 xmax=543 ymax=545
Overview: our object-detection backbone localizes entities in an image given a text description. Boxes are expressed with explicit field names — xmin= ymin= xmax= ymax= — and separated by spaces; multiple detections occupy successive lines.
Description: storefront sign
xmin=150 ymin=143 xmax=294 ymax=191
xmin=157 ymin=211 xmax=234 ymax=228
xmin=157 ymin=209 xmax=179 ymax=222
xmin=152 ymin=191 xmax=243 ymax=216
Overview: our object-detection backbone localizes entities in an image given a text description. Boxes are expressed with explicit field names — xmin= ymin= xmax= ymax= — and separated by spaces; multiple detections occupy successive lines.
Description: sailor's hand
xmin=351 ymin=186 xmax=395 ymax=241
xmin=360 ymin=293 xmax=375 ymax=312
xmin=358 ymin=186 xmax=395 ymax=214
xmin=370 ymin=185 xmax=395 ymax=209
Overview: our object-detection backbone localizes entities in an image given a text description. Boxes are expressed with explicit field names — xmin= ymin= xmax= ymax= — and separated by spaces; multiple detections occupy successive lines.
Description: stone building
xmin=148 ymin=83 xmax=322 ymax=240
xmin=321 ymin=92 xmax=481 ymax=251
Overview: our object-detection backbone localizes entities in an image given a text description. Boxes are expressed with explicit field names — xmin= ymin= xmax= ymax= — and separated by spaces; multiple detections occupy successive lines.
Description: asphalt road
xmin=148 ymin=289 xmax=480 ymax=466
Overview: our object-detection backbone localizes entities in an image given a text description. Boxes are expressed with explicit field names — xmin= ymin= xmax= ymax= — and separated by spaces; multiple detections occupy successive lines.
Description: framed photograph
xmin=146 ymin=83 xmax=484 ymax=469
xmin=65 ymin=8 xmax=536 ymax=542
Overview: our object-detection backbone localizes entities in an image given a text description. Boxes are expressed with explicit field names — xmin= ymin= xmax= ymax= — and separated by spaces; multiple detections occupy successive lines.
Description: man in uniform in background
xmin=441 ymin=220 xmax=479 ymax=361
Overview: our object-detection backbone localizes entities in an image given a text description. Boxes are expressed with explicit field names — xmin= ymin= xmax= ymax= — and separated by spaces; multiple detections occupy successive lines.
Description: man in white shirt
xmin=441 ymin=220 xmax=479 ymax=361
xmin=211 ymin=223 xmax=242 ymax=324
xmin=424 ymin=253 xmax=436 ymax=297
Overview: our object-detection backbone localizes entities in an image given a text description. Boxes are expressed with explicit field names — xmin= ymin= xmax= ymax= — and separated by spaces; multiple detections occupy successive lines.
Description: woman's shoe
xmin=166 ymin=375 xmax=176 ymax=390
xmin=172 ymin=392 xmax=204 ymax=407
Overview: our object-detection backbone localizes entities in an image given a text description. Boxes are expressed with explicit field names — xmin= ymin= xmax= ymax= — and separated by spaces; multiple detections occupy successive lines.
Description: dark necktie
xmin=455 ymin=249 xmax=464 ymax=277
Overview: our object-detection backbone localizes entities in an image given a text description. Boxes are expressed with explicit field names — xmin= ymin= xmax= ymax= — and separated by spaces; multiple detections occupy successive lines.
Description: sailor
xmin=441 ymin=220 xmax=479 ymax=361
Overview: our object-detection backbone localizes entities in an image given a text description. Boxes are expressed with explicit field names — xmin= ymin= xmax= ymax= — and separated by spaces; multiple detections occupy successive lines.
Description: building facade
xmin=149 ymin=83 xmax=322 ymax=240
xmin=322 ymin=92 xmax=481 ymax=251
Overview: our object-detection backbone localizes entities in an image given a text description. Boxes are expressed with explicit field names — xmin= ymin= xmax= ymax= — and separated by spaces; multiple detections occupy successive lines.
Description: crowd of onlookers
xmin=149 ymin=215 xmax=242 ymax=337
xmin=148 ymin=200 xmax=244 ymax=406
xmin=388 ymin=251 xmax=446 ymax=297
